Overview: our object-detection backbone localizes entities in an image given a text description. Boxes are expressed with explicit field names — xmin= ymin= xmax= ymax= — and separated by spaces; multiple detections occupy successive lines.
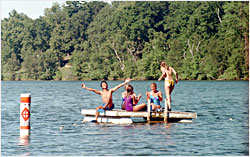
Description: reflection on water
xmin=1 ymin=81 xmax=249 ymax=156
xmin=18 ymin=137 xmax=30 ymax=157
xmin=19 ymin=137 xmax=30 ymax=147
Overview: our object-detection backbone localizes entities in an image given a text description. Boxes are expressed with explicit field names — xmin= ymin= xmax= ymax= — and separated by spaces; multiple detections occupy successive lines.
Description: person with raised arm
xmin=123 ymin=84 xmax=147 ymax=112
xmin=81 ymin=78 xmax=132 ymax=122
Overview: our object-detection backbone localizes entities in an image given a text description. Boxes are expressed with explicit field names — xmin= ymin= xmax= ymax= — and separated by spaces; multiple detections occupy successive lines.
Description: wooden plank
xmin=169 ymin=112 xmax=197 ymax=119
xmin=147 ymin=99 xmax=151 ymax=121
xmin=81 ymin=109 xmax=148 ymax=117
xmin=83 ymin=115 xmax=133 ymax=124
xmin=164 ymin=99 xmax=167 ymax=122
xmin=81 ymin=109 xmax=197 ymax=119
xmin=151 ymin=112 xmax=197 ymax=119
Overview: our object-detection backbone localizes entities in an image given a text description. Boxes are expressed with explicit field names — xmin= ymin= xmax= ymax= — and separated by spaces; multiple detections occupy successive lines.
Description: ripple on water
xmin=1 ymin=81 xmax=249 ymax=156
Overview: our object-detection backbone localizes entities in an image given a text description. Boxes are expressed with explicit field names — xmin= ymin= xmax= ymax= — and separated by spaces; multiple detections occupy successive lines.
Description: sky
xmin=0 ymin=0 xmax=114 ymax=20
xmin=0 ymin=0 xmax=184 ymax=20
xmin=1 ymin=0 xmax=67 ymax=20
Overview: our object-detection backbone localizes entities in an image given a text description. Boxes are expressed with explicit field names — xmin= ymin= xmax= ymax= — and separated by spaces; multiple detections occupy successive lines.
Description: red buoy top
xmin=20 ymin=94 xmax=31 ymax=103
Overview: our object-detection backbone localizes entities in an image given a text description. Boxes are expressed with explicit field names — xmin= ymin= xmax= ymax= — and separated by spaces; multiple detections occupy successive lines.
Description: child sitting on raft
xmin=121 ymin=84 xmax=133 ymax=110
xmin=146 ymin=82 xmax=163 ymax=111
xmin=123 ymin=84 xmax=147 ymax=111
xmin=81 ymin=78 xmax=132 ymax=122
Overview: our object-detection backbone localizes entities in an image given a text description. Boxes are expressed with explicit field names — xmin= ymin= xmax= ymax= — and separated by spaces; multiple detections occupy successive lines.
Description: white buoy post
xmin=20 ymin=94 xmax=31 ymax=138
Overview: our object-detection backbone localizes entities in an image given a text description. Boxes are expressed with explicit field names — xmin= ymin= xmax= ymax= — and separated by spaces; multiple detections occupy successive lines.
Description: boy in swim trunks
xmin=81 ymin=78 xmax=132 ymax=121
xmin=158 ymin=61 xmax=178 ymax=111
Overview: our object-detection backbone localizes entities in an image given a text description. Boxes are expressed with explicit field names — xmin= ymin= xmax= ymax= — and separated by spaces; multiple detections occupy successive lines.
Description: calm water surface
xmin=1 ymin=81 xmax=249 ymax=156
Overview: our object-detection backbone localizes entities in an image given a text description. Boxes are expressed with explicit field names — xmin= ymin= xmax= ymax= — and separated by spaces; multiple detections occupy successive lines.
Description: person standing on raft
xmin=81 ymin=78 xmax=132 ymax=122
xmin=158 ymin=61 xmax=178 ymax=111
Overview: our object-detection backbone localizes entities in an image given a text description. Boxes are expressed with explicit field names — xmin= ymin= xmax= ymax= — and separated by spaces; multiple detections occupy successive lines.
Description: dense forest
xmin=1 ymin=1 xmax=249 ymax=81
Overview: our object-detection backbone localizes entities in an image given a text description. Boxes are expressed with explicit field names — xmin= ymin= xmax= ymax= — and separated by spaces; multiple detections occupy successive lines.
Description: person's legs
xmin=133 ymin=103 xmax=147 ymax=111
xmin=169 ymin=84 xmax=175 ymax=111
xmin=156 ymin=104 xmax=161 ymax=109
xmin=95 ymin=105 xmax=103 ymax=121
xmin=151 ymin=103 xmax=156 ymax=111
xmin=165 ymin=84 xmax=171 ymax=111
xmin=170 ymin=85 xmax=174 ymax=95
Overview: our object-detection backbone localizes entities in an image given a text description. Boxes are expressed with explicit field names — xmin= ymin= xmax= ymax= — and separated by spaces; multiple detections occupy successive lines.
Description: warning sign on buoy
xmin=20 ymin=94 xmax=31 ymax=138
xmin=21 ymin=107 xmax=30 ymax=121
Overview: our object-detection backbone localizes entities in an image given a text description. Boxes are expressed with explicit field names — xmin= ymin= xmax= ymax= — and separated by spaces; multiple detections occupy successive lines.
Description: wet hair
xmin=160 ymin=61 xmax=168 ymax=70
xmin=100 ymin=80 xmax=108 ymax=88
xmin=151 ymin=82 xmax=157 ymax=88
xmin=160 ymin=61 xmax=166 ymax=67
xmin=126 ymin=84 xmax=133 ymax=97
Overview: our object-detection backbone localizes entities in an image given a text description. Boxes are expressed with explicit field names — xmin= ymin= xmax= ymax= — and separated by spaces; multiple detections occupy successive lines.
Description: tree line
xmin=1 ymin=1 xmax=249 ymax=80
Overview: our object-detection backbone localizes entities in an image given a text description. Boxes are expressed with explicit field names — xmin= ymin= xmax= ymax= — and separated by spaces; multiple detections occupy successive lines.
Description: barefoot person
xmin=146 ymin=83 xmax=163 ymax=111
xmin=158 ymin=61 xmax=178 ymax=111
xmin=123 ymin=84 xmax=147 ymax=111
xmin=81 ymin=78 xmax=132 ymax=121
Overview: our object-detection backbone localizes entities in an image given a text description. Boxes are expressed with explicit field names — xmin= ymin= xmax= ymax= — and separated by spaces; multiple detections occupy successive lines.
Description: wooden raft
xmin=82 ymin=99 xmax=197 ymax=124
xmin=81 ymin=109 xmax=197 ymax=124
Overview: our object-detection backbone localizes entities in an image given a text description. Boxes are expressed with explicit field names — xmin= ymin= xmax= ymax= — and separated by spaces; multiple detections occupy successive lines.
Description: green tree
xmin=1 ymin=1 xmax=248 ymax=81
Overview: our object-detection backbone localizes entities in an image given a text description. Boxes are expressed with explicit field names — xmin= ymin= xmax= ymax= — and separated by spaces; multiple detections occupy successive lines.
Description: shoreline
xmin=1 ymin=78 xmax=249 ymax=81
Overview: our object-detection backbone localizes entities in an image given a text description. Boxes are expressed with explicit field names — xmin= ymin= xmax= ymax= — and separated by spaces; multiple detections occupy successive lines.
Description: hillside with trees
xmin=1 ymin=1 xmax=249 ymax=80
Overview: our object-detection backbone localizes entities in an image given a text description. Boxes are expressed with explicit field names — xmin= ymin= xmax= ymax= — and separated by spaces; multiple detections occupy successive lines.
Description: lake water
xmin=1 ymin=80 xmax=249 ymax=156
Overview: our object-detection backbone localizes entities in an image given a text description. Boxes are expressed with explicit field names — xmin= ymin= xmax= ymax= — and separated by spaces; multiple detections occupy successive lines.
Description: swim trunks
xmin=97 ymin=103 xmax=114 ymax=113
xmin=165 ymin=79 xmax=174 ymax=87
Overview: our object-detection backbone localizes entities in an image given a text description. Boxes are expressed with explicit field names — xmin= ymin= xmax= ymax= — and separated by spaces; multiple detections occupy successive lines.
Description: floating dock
xmin=81 ymin=100 xmax=197 ymax=124
xmin=81 ymin=109 xmax=197 ymax=124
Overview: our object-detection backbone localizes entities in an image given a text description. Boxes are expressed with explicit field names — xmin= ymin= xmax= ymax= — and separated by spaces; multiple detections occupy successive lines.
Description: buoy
xmin=20 ymin=94 xmax=31 ymax=138
xmin=229 ymin=118 xmax=233 ymax=121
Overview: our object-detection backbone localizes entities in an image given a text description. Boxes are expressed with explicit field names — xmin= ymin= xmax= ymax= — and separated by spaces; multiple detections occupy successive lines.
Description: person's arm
xmin=121 ymin=101 xmax=125 ymax=110
xmin=121 ymin=92 xmax=126 ymax=110
xmin=81 ymin=83 xmax=101 ymax=95
xmin=111 ymin=78 xmax=132 ymax=92
xmin=158 ymin=91 xmax=163 ymax=101
xmin=133 ymin=93 xmax=142 ymax=105
xmin=146 ymin=91 xmax=150 ymax=101
xmin=171 ymin=67 xmax=178 ymax=84
xmin=132 ymin=94 xmax=137 ymax=105
xmin=122 ymin=91 xmax=126 ymax=98
xmin=158 ymin=68 xmax=166 ymax=81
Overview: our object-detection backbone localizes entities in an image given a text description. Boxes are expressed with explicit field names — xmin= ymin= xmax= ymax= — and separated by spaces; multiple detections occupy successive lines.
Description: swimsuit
xmin=97 ymin=103 xmax=114 ymax=113
xmin=165 ymin=79 xmax=174 ymax=87
xmin=150 ymin=91 xmax=161 ymax=106
xmin=124 ymin=95 xmax=133 ymax=111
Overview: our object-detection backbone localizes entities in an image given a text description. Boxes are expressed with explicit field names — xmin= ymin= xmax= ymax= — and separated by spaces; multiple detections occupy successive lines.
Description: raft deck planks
xmin=81 ymin=109 xmax=197 ymax=124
